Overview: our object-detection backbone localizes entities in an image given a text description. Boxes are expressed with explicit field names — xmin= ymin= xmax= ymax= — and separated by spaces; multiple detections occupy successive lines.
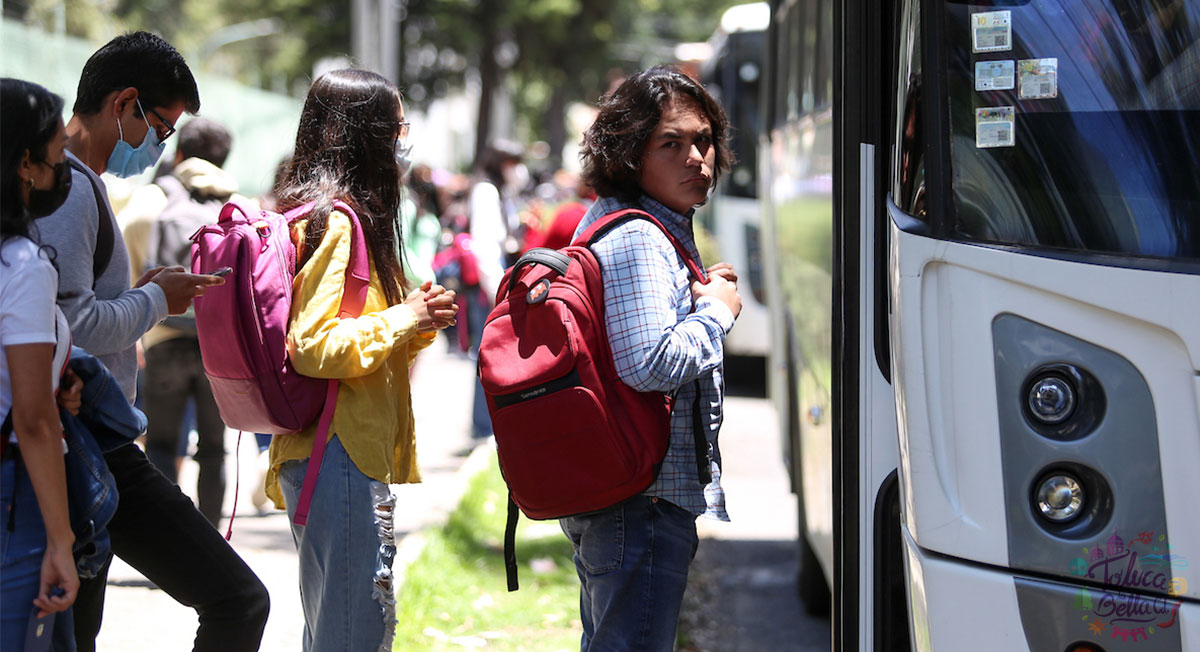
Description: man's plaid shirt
xmin=573 ymin=195 xmax=733 ymax=521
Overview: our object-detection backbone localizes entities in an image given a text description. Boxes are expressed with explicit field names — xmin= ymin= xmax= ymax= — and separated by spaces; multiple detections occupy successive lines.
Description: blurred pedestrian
xmin=523 ymin=173 xmax=595 ymax=252
xmin=0 ymin=77 xmax=80 ymax=651
xmin=563 ymin=65 xmax=741 ymax=652
xmin=265 ymin=68 xmax=457 ymax=651
xmin=130 ymin=117 xmax=239 ymax=527
xmin=36 ymin=32 xmax=269 ymax=651
xmin=464 ymin=139 xmax=527 ymax=439
xmin=399 ymin=161 xmax=440 ymax=287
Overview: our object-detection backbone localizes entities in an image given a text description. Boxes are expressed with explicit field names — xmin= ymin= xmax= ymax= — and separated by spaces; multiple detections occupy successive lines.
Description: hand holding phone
xmin=25 ymin=593 xmax=60 ymax=652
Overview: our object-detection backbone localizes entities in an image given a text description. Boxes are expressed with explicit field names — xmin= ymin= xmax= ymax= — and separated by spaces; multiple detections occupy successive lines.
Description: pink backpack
xmin=190 ymin=199 xmax=369 ymax=525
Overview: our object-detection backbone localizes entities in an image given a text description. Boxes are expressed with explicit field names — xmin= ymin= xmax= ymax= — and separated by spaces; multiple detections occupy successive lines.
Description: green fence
xmin=1 ymin=19 xmax=302 ymax=198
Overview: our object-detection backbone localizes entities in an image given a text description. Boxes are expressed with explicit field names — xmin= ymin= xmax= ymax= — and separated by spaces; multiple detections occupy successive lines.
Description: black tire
xmin=798 ymin=530 xmax=831 ymax=616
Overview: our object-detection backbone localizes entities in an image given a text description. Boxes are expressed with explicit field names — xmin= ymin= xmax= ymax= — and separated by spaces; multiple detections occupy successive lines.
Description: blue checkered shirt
xmin=573 ymin=195 xmax=733 ymax=521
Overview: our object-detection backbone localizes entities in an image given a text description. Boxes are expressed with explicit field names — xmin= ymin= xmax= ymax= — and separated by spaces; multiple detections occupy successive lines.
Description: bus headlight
xmin=1035 ymin=473 xmax=1084 ymax=523
xmin=1021 ymin=364 xmax=1104 ymax=441
xmin=1027 ymin=374 xmax=1076 ymax=424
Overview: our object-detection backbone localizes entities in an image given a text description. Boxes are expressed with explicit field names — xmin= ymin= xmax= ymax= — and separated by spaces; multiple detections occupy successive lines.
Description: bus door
xmin=833 ymin=0 xmax=908 ymax=649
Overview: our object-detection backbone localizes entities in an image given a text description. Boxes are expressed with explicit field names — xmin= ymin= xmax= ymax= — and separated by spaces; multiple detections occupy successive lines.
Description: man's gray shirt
xmin=36 ymin=151 xmax=168 ymax=401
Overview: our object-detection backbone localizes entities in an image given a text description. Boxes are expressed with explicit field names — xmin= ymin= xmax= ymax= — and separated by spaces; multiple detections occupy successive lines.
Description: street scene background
xmin=95 ymin=342 xmax=831 ymax=650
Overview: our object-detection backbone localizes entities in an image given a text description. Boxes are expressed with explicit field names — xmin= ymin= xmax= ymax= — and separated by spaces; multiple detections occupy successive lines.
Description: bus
xmin=693 ymin=1 xmax=771 ymax=363
xmin=763 ymin=0 xmax=1200 ymax=649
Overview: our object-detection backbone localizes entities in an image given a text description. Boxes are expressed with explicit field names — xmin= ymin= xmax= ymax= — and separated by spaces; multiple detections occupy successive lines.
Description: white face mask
xmin=503 ymin=163 xmax=529 ymax=194
xmin=395 ymin=138 xmax=414 ymax=175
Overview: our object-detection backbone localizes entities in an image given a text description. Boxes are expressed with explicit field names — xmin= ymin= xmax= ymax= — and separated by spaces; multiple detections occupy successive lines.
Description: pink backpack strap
xmin=285 ymin=200 xmax=372 ymax=526
xmin=217 ymin=198 xmax=259 ymax=224
xmin=576 ymin=208 xmax=707 ymax=282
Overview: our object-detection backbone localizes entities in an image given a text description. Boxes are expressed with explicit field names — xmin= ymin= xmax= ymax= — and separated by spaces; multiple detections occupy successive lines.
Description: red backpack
xmin=477 ymin=208 xmax=707 ymax=590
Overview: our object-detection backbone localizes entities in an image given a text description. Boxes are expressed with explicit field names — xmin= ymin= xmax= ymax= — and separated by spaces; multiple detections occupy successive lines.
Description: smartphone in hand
xmin=207 ymin=267 xmax=233 ymax=278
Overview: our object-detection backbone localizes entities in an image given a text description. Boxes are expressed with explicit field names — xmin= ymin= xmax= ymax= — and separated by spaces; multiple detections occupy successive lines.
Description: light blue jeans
xmin=559 ymin=495 xmax=700 ymax=652
xmin=278 ymin=436 xmax=397 ymax=652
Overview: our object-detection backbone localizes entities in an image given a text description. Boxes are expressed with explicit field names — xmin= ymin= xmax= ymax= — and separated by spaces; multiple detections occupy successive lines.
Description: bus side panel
xmin=889 ymin=211 xmax=1200 ymax=583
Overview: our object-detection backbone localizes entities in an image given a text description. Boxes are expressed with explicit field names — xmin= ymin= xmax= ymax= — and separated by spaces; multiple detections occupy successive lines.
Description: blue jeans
xmin=559 ymin=495 xmax=699 ymax=652
xmin=468 ymin=287 xmax=493 ymax=438
xmin=1 ymin=458 xmax=77 ymax=651
xmin=278 ymin=435 xmax=397 ymax=652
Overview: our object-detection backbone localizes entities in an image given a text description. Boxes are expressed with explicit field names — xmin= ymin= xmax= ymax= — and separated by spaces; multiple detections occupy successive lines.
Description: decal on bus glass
xmin=1018 ymin=58 xmax=1059 ymax=100
xmin=975 ymin=60 xmax=1016 ymax=91
xmin=976 ymin=106 xmax=1015 ymax=149
xmin=972 ymin=10 xmax=1012 ymax=53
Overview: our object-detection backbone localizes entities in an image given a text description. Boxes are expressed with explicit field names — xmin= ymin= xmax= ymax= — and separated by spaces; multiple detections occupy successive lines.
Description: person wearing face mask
xmin=267 ymin=68 xmax=456 ymax=651
xmin=395 ymin=125 xmax=439 ymax=286
xmin=463 ymin=139 xmax=527 ymax=440
xmin=35 ymin=33 xmax=270 ymax=652
xmin=0 ymin=77 xmax=80 ymax=652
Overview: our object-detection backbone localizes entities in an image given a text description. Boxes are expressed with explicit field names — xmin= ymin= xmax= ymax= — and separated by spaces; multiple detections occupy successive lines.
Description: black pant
xmin=73 ymin=443 xmax=270 ymax=652
xmin=142 ymin=337 xmax=227 ymax=526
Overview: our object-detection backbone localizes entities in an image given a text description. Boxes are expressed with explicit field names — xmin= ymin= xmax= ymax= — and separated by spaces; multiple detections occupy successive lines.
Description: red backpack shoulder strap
xmin=575 ymin=208 xmax=706 ymax=282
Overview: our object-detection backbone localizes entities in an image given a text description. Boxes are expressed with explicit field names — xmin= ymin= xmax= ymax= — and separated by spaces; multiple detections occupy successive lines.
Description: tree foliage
xmin=13 ymin=0 xmax=745 ymax=165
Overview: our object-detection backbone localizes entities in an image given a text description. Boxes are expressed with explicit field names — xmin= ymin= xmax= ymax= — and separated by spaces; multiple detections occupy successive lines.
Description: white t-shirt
xmin=0 ymin=236 xmax=70 ymax=427
xmin=468 ymin=180 xmax=509 ymax=299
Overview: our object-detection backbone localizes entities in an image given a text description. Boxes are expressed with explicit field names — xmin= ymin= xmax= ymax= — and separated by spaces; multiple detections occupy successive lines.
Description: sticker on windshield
xmin=972 ymin=11 xmax=1012 ymax=53
xmin=1018 ymin=58 xmax=1059 ymax=99
xmin=975 ymin=60 xmax=1016 ymax=91
xmin=976 ymin=107 xmax=1015 ymax=148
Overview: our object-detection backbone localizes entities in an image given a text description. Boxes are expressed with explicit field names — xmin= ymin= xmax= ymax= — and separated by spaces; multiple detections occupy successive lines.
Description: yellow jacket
xmin=266 ymin=210 xmax=436 ymax=509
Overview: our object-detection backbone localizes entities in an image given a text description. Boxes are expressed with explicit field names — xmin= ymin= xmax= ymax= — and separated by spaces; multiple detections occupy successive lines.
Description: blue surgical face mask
xmin=395 ymin=138 xmax=414 ymax=176
xmin=107 ymin=99 xmax=166 ymax=178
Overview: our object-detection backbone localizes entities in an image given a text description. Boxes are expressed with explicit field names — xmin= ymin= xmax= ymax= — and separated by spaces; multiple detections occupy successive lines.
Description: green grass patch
xmin=393 ymin=451 xmax=583 ymax=651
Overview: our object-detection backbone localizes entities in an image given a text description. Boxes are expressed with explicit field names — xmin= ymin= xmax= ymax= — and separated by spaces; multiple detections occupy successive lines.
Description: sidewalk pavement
xmin=95 ymin=339 xmax=485 ymax=651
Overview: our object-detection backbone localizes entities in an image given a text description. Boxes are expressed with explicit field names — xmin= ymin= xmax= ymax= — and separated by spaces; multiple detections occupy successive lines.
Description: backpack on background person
xmin=189 ymin=198 xmax=369 ymax=525
xmin=476 ymin=208 xmax=710 ymax=591
xmin=431 ymin=231 xmax=482 ymax=353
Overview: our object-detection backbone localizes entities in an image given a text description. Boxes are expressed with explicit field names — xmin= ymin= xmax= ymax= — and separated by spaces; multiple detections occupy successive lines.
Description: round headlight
xmin=1035 ymin=474 xmax=1085 ymax=523
xmin=1027 ymin=375 xmax=1076 ymax=425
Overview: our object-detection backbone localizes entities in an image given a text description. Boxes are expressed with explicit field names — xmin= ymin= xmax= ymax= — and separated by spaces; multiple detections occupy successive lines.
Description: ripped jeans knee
xmin=369 ymin=481 xmax=397 ymax=651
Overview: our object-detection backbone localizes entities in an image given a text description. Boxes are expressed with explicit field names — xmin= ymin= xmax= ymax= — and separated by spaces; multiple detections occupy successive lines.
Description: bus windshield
xmin=943 ymin=0 xmax=1200 ymax=262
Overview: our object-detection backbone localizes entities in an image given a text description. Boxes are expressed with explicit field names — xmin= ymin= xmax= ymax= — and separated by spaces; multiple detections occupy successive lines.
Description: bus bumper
xmin=901 ymin=526 xmax=1199 ymax=651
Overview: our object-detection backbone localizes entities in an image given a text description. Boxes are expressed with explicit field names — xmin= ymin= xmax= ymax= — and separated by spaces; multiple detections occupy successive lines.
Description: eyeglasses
xmin=398 ymin=120 xmax=411 ymax=142
xmin=143 ymin=105 xmax=177 ymax=142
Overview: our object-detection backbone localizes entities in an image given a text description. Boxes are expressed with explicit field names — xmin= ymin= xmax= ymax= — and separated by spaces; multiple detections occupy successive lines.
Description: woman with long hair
xmin=263 ymin=68 xmax=457 ymax=651
xmin=0 ymin=78 xmax=80 ymax=649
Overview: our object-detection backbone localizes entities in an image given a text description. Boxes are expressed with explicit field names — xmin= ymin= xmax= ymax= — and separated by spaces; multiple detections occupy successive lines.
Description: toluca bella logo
xmin=1071 ymin=531 xmax=1188 ymax=643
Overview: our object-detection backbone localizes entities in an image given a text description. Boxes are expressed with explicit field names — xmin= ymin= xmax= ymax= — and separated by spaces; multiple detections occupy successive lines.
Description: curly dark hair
xmin=580 ymin=65 xmax=733 ymax=203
